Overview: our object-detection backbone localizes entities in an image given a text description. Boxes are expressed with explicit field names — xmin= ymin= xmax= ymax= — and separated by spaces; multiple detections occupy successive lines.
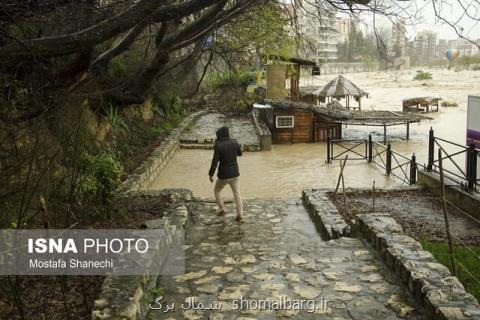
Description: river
xmin=149 ymin=68 xmax=480 ymax=198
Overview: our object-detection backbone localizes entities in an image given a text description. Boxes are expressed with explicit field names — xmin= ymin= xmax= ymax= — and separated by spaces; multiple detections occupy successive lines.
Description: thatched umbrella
xmin=313 ymin=75 xmax=368 ymax=109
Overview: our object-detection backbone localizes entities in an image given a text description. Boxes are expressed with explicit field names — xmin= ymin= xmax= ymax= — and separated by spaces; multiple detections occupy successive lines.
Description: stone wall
xmin=91 ymin=189 xmax=192 ymax=320
xmin=356 ymin=212 xmax=480 ymax=319
xmin=303 ymin=186 xmax=480 ymax=319
xmin=302 ymin=188 xmax=350 ymax=240
xmin=119 ymin=111 xmax=206 ymax=193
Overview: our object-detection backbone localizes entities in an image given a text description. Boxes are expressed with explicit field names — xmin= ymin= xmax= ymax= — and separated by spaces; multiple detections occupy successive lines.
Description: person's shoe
xmin=217 ymin=210 xmax=226 ymax=216
xmin=235 ymin=215 xmax=244 ymax=223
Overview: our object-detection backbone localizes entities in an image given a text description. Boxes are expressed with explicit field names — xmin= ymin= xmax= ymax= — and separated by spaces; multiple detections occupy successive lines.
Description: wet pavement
xmin=181 ymin=113 xmax=260 ymax=147
xmin=146 ymin=199 xmax=425 ymax=319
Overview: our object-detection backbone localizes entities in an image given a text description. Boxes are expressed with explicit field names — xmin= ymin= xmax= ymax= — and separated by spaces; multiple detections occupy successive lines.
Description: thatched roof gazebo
xmin=313 ymin=75 xmax=369 ymax=110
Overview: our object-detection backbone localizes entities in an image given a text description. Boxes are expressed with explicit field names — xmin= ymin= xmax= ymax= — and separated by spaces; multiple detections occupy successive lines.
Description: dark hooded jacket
xmin=208 ymin=127 xmax=243 ymax=179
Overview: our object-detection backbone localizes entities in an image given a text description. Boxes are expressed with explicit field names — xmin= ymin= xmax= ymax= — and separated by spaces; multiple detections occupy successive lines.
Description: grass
xmin=420 ymin=240 xmax=480 ymax=301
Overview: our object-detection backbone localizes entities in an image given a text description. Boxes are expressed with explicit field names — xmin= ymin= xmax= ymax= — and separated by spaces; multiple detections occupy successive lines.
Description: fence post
xmin=438 ymin=149 xmax=458 ymax=277
xmin=327 ymin=136 xmax=331 ymax=164
xmin=410 ymin=153 xmax=417 ymax=185
xmin=427 ymin=127 xmax=434 ymax=171
xmin=368 ymin=134 xmax=373 ymax=163
xmin=467 ymin=143 xmax=477 ymax=191
xmin=386 ymin=143 xmax=392 ymax=175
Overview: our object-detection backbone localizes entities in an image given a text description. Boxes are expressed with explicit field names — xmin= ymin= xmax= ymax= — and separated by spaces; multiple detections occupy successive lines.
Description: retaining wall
xmin=119 ymin=111 xmax=206 ymax=193
xmin=91 ymin=189 xmax=192 ymax=320
xmin=418 ymin=170 xmax=480 ymax=220
xmin=302 ymin=188 xmax=350 ymax=240
xmin=357 ymin=212 xmax=480 ymax=319
xmin=304 ymin=186 xmax=480 ymax=319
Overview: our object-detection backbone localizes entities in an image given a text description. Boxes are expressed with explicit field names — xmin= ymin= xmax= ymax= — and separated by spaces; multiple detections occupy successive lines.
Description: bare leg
xmin=214 ymin=178 xmax=227 ymax=214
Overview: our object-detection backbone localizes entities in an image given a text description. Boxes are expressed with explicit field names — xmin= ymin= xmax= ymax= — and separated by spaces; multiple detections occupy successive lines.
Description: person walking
xmin=208 ymin=126 xmax=244 ymax=222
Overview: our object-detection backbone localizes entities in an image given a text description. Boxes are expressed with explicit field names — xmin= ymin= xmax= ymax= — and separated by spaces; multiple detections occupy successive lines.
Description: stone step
xmin=180 ymin=143 xmax=214 ymax=150
xmin=180 ymin=143 xmax=262 ymax=152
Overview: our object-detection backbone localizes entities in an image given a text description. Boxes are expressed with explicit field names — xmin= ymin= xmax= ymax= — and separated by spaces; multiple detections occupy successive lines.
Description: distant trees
xmin=337 ymin=27 xmax=380 ymax=63
xmin=457 ymin=55 xmax=480 ymax=69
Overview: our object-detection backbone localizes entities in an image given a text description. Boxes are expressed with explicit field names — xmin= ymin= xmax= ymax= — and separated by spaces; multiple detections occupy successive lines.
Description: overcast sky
xmin=355 ymin=0 xmax=480 ymax=41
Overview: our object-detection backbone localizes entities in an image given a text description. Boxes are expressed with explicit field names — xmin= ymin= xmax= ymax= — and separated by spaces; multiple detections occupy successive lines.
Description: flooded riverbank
xmin=149 ymin=146 xmax=396 ymax=198
xmin=317 ymin=68 xmax=480 ymax=166
xmin=149 ymin=68 xmax=480 ymax=198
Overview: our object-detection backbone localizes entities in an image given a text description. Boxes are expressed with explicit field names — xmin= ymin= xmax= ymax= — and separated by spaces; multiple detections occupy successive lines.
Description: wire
xmin=451 ymin=235 xmax=480 ymax=262
xmin=446 ymin=199 xmax=480 ymax=226
xmin=454 ymin=257 xmax=480 ymax=286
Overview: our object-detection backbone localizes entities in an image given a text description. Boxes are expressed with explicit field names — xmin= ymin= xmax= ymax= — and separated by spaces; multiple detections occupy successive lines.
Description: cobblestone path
xmin=146 ymin=199 xmax=426 ymax=320
xmin=180 ymin=113 xmax=259 ymax=147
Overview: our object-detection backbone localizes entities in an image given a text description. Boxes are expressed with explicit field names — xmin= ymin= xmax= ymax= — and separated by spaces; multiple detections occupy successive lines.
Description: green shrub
xmin=75 ymin=152 xmax=123 ymax=216
xmin=153 ymin=91 xmax=184 ymax=124
xmin=413 ymin=70 xmax=432 ymax=80
xmin=106 ymin=105 xmax=129 ymax=135
xmin=108 ymin=58 xmax=128 ymax=78
xmin=473 ymin=65 xmax=480 ymax=71
xmin=224 ymin=93 xmax=256 ymax=114
xmin=211 ymin=71 xmax=256 ymax=89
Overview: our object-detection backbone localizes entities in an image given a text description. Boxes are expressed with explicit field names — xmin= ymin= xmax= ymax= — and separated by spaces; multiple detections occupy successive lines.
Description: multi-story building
xmin=390 ymin=18 xmax=406 ymax=57
xmin=337 ymin=17 xmax=351 ymax=43
xmin=294 ymin=1 xmax=339 ymax=63
xmin=414 ymin=31 xmax=437 ymax=64
xmin=316 ymin=13 xmax=340 ymax=62
xmin=457 ymin=39 xmax=477 ymax=56
xmin=437 ymin=38 xmax=480 ymax=57
xmin=447 ymin=39 xmax=458 ymax=50
xmin=436 ymin=39 xmax=448 ymax=58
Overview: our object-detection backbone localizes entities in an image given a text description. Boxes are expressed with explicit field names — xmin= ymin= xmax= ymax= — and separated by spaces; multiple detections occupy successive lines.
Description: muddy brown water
xmin=149 ymin=146 xmax=395 ymax=198
xmin=149 ymin=69 xmax=480 ymax=198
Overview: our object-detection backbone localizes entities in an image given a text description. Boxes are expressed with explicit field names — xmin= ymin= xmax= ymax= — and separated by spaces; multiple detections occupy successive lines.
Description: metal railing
xmin=326 ymin=137 xmax=367 ymax=162
xmin=327 ymin=135 xmax=417 ymax=185
xmin=372 ymin=141 xmax=417 ymax=185
xmin=427 ymin=128 xmax=478 ymax=191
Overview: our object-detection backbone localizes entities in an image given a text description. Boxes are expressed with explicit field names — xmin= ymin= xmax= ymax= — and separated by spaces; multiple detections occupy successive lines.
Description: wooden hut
xmin=261 ymin=100 xmax=431 ymax=144
xmin=313 ymin=75 xmax=368 ymax=110
xmin=402 ymin=97 xmax=441 ymax=113
xmin=265 ymin=100 xmax=344 ymax=144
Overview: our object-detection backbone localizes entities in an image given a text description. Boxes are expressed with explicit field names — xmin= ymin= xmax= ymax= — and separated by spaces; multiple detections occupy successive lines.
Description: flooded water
xmin=149 ymin=69 xmax=480 ymax=198
xmin=149 ymin=145 xmax=395 ymax=198
xmin=314 ymin=68 xmax=480 ymax=166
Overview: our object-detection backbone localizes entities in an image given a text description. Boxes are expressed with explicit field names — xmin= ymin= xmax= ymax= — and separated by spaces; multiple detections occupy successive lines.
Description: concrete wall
xmin=418 ymin=170 xmax=480 ymax=219
xmin=251 ymin=110 xmax=272 ymax=151
xmin=266 ymin=64 xmax=286 ymax=99
xmin=320 ymin=62 xmax=380 ymax=74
